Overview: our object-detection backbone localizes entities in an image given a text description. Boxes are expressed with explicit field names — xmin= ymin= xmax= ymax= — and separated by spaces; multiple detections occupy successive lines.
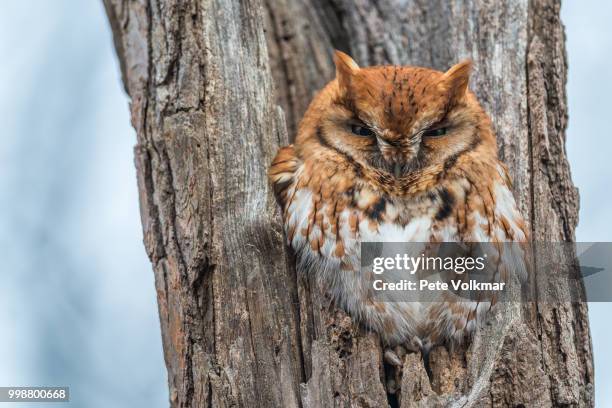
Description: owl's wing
xmin=428 ymin=171 xmax=531 ymax=344
xmin=269 ymin=145 xmax=300 ymax=211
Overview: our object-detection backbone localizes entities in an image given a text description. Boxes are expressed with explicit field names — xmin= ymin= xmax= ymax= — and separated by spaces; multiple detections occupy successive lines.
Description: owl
xmin=268 ymin=51 xmax=529 ymax=357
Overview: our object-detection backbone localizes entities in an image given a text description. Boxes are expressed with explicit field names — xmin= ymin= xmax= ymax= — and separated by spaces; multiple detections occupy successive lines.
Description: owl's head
xmin=296 ymin=51 xmax=496 ymax=183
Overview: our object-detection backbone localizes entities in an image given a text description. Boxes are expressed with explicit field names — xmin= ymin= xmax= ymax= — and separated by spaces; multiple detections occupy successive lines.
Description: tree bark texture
xmin=103 ymin=0 xmax=593 ymax=406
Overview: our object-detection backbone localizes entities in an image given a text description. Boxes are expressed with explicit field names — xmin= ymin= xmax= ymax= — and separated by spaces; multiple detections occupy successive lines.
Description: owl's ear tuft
xmin=333 ymin=50 xmax=360 ymax=91
xmin=440 ymin=59 xmax=472 ymax=104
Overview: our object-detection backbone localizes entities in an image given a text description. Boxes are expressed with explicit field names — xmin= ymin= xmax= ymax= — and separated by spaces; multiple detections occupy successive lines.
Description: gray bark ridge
xmin=103 ymin=0 xmax=593 ymax=406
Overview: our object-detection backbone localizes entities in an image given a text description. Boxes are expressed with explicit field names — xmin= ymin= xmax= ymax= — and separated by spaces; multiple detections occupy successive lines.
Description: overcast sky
xmin=563 ymin=2 xmax=612 ymax=406
xmin=0 ymin=1 xmax=609 ymax=407
xmin=0 ymin=2 xmax=167 ymax=407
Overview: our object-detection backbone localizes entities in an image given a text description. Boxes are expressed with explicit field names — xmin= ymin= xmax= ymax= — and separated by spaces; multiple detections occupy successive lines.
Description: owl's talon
xmin=394 ymin=344 xmax=408 ymax=360
xmin=384 ymin=348 xmax=403 ymax=367
xmin=386 ymin=378 xmax=398 ymax=394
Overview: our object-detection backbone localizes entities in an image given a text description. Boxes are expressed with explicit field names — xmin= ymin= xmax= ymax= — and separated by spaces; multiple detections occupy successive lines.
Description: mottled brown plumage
xmin=269 ymin=51 xmax=529 ymax=350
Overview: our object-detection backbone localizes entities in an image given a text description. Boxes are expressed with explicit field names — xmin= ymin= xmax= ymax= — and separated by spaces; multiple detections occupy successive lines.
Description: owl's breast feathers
xmin=269 ymin=143 xmax=528 ymax=244
xmin=268 ymin=144 xmax=529 ymax=345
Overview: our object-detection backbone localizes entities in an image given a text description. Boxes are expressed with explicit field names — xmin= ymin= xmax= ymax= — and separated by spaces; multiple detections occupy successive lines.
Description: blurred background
xmin=0 ymin=1 xmax=609 ymax=407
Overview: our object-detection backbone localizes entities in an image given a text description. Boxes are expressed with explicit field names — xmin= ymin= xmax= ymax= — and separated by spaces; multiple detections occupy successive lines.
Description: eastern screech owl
xmin=269 ymin=51 xmax=528 ymax=351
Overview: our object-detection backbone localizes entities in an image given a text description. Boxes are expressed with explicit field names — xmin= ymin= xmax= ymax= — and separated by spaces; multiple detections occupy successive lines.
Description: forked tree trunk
xmin=103 ymin=0 xmax=593 ymax=406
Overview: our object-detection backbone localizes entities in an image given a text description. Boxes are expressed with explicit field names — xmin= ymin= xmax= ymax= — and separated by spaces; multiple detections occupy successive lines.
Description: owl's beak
xmin=377 ymin=136 xmax=406 ymax=177
xmin=393 ymin=162 xmax=402 ymax=178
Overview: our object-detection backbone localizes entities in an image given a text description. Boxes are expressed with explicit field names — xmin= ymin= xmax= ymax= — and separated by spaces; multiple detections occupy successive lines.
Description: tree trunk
xmin=103 ymin=0 xmax=593 ymax=406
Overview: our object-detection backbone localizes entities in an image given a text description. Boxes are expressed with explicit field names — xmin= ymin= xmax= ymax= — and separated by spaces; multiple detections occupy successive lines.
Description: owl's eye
xmin=351 ymin=124 xmax=375 ymax=137
xmin=423 ymin=127 xmax=447 ymax=137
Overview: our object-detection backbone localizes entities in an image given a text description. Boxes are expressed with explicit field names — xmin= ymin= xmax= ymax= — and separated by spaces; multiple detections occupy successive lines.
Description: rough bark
xmin=103 ymin=0 xmax=593 ymax=406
